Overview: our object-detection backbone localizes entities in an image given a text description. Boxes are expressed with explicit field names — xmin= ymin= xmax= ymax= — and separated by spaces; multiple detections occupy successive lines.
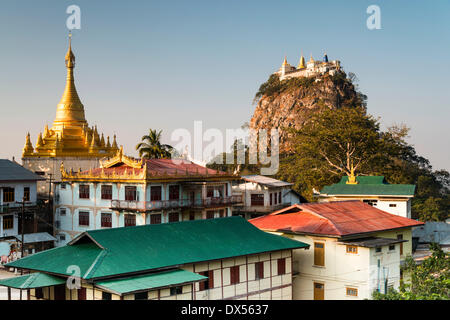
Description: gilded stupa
xmin=22 ymin=34 xmax=120 ymax=196
xmin=22 ymin=34 xmax=119 ymax=158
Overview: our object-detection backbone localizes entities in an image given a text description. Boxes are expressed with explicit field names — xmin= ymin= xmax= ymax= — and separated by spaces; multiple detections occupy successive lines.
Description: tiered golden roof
xmin=22 ymin=35 xmax=119 ymax=158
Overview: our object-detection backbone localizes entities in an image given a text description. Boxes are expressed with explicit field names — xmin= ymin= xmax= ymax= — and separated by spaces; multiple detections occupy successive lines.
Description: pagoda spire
xmin=53 ymin=33 xmax=87 ymax=129
xmin=297 ymin=52 xmax=306 ymax=69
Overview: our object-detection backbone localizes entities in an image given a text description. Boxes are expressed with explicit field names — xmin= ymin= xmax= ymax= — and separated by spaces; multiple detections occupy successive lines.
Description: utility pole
xmin=47 ymin=173 xmax=53 ymax=236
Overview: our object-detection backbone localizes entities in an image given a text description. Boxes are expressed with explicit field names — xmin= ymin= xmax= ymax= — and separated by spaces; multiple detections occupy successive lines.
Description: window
xmin=35 ymin=288 xmax=43 ymax=299
xmin=168 ymin=212 xmax=179 ymax=223
xmin=313 ymin=282 xmax=324 ymax=300
xmin=150 ymin=214 xmax=161 ymax=224
xmin=255 ymin=261 xmax=264 ymax=280
xmin=79 ymin=185 xmax=90 ymax=199
xmin=363 ymin=199 xmax=377 ymax=206
xmin=170 ymin=286 xmax=183 ymax=296
xmin=346 ymin=245 xmax=358 ymax=254
xmin=78 ymin=211 xmax=90 ymax=227
xmin=279 ymin=192 xmax=282 ymax=204
xmin=199 ymin=271 xmax=214 ymax=291
xmin=124 ymin=214 xmax=136 ymax=227
xmin=250 ymin=194 xmax=264 ymax=206
xmin=60 ymin=208 xmax=66 ymax=216
xmin=206 ymin=187 xmax=214 ymax=198
xmin=3 ymin=187 xmax=14 ymax=203
xmin=101 ymin=185 xmax=112 ymax=200
xmin=346 ymin=287 xmax=358 ymax=297
xmin=2 ymin=215 xmax=13 ymax=230
xmin=102 ymin=292 xmax=111 ymax=300
xmin=58 ymin=234 xmax=66 ymax=241
xmin=23 ymin=187 xmax=30 ymax=202
xmin=219 ymin=209 xmax=225 ymax=218
xmin=375 ymin=247 xmax=382 ymax=253
xmin=269 ymin=193 xmax=273 ymax=206
xmin=277 ymin=258 xmax=286 ymax=275
xmin=125 ymin=186 xmax=137 ymax=201
xmin=230 ymin=266 xmax=240 ymax=285
xmin=150 ymin=186 xmax=162 ymax=201
xmin=389 ymin=244 xmax=396 ymax=251
xmin=397 ymin=234 xmax=403 ymax=255
xmin=77 ymin=287 xmax=86 ymax=300
xmin=169 ymin=185 xmax=180 ymax=200
xmin=206 ymin=211 xmax=215 ymax=219
xmin=389 ymin=203 xmax=397 ymax=208
xmin=101 ymin=213 xmax=112 ymax=228
xmin=134 ymin=292 xmax=148 ymax=300
xmin=60 ymin=183 xmax=66 ymax=190
xmin=189 ymin=212 xmax=195 ymax=220
xmin=314 ymin=242 xmax=325 ymax=266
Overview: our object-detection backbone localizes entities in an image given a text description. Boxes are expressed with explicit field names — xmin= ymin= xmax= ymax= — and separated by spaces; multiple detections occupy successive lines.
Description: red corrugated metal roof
xmin=76 ymin=159 xmax=229 ymax=178
xmin=249 ymin=201 xmax=424 ymax=237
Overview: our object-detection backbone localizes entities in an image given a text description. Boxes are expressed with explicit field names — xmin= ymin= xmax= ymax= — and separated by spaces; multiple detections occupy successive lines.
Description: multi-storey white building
xmin=232 ymin=175 xmax=301 ymax=220
xmin=0 ymin=159 xmax=43 ymax=239
xmin=53 ymin=150 xmax=242 ymax=246
xmin=250 ymin=201 xmax=424 ymax=300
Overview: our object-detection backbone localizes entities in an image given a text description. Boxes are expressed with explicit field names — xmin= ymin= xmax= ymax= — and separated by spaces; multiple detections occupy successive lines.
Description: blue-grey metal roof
xmin=0 ymin=159 xmax=45 ymax=182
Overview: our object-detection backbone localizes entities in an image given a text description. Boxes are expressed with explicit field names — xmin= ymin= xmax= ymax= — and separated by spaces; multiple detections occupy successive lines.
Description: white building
xmin=53 ymin=150 xmax=242 ymax=246
xmin=0 ymin=159 xmax=44 ymax=239
xmin=250 ymin=201 xmax=424 ymax=300
xmin=316 ymin=175 xmax=415 ymax=218
xmin=231 ymin=175 xmax=302 ymax=220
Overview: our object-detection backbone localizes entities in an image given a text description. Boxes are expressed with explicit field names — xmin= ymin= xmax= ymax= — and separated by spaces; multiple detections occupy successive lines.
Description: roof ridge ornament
xmin=346 ymin=162 xmax=358 ymax=185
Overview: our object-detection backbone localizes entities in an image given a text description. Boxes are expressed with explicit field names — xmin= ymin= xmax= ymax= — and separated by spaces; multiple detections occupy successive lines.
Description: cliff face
xmin=250 ymin=72 xmax=365 ymax=151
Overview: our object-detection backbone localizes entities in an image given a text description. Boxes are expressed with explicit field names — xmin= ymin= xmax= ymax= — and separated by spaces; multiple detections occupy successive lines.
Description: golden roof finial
xmin=346 ymin=162 xmax=358 ymax=184
xmin=53 ymin=33 xmax=86 ymax=129
xmin=112 ymin=134 xmax=118 ymax=150
xmin=297 ymin=52 xmax=306 ymax=69
xmin=309 ymin=53 xmax=314 ymax=63
xmin=36 ymin=132 xmax=44 ymax=148
xmin=282 ymin=56 xmax=288 ymax=66
xmin=22 ymin=133 xmax=34 ymax=155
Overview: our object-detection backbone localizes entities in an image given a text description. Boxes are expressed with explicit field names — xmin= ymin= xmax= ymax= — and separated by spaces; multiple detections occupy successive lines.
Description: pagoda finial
xmin=297 ymin=53 xmax=306 ymax=69
xmin=22 ymin=133 xmax=34 ymax=155
xmin=282 ymin=56 xmax=288 ymax=66
xmin=346 ymin=162 xmax=358 ymax=185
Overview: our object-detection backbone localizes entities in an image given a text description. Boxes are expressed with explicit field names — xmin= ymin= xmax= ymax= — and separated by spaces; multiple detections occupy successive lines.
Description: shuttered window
xmin=150 ymin=214 xmax=161 ymax=224
xmin=79 ymin=185 xmax=90 ymax=199
xmin=101 ymin=185 xmax=112 ymax=200
xmin=277 ymin=258 xmax=286 ymax=275
xmin=3 ymin=187 xmax=14 ymax=203
xmin=314 ymin=242 xmax=325 ymax=266
xmin=199 ymin=270 xmax=214 ymax=291
xmin=230 ymin=266 xmax=240 ymax=284
xmin=124 ymin=214 xmax=136 ymax=227
xmin=125 ymin=186 xmax=137 ymax=201
xmin=78 ymin=211 xmax=90 ymax=226
xmin=255 ymin=261 xmax=264 ymax=280
xmin=150 ymin=186 xmax=162 ymax=201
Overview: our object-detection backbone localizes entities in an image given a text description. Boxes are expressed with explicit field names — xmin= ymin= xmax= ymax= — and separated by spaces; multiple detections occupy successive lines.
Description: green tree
xmin=277 ymin=107 xmax=450 ymax=221
xmin=373 ymin=243 xmax=450 ymax=300
xmin=136 ymin=129 xmax=174 ymax=159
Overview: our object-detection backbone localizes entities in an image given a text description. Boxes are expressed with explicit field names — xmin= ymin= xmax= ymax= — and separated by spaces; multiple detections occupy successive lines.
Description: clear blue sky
xmin=0 ymin=0 xmax=449 ymax=171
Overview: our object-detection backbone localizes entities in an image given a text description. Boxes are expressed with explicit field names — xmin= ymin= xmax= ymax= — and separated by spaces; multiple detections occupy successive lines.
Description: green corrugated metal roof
xmin=0 ymin=272 xmax=65 ymax=289
xmin=7 ymin=217 xmax=309 ymax=280
xmin=95 ymin=269 xmax=206 ymax=295
xmin=321 ymin=176 xmax=415 ymax=196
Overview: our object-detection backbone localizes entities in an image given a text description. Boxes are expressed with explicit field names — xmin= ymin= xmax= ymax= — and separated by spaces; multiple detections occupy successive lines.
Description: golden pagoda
xmin=22 ymin=34 xmax=118 ymax=158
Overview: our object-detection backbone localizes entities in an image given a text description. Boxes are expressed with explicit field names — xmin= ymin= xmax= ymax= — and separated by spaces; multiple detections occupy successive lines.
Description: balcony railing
xmin=110 ymin=195 xmax=243 ymax=211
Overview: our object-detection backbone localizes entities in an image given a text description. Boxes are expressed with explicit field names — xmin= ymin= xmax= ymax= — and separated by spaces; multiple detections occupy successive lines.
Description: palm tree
xmin=136 ymin=129 xmax=174 ymax=159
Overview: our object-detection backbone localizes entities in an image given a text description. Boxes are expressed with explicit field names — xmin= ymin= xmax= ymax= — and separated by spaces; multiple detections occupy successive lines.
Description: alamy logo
xmin=366 ymin=5 xmax=381 ymax=30
xmin=66 ymin=5 xmax=81 ymax=30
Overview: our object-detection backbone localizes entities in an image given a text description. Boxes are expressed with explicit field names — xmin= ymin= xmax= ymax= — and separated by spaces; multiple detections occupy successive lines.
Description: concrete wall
xmin=319 ymin=196 xmax=412 ymax=218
